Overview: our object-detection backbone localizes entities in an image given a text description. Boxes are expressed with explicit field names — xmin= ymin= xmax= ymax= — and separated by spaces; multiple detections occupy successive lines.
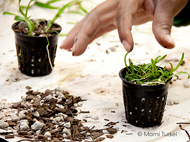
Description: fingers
xmin=61 ymin=0 xmax=188 ymax=56
xmin=116 ymin=0 xmax=144 ymax=52
xmin=152 ymin=0 xmax=189 ymax=49
xmin=60 ymin=0 xmax=119 ymax=56
xmin=72 ymin=12 xmax=102 ymax=56
xmin=152 ymin=1 xmax=175 ymax=49
xmin=89 ymin=24 xmax=116 ymax=43
xmin=60 ymin=18 xmax=86 ymax=50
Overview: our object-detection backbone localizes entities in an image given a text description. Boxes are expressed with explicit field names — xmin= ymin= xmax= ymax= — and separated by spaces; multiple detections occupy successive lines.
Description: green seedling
xmin=45 ymin=0 xmax=80 ymax=32
xmin=3 ymin=0 xmax=82 ymax=70
xmin=3 ymin=0 xmax=82 ymax=36
xmin=19 ymin=0 xmax=88 ymax=15
xmin=32 ymin=0 xmax=62 ymax=9
xmin=3 ymin=0 xmax=35 ymax=35
xmin=124 ymin=52 xmax=190 ymax=85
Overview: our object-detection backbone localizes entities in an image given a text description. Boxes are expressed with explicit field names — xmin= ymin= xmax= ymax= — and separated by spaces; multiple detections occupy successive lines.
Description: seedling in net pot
xmin=3 ymin=0 xmax=80 ymax=36
xmin=3 ymin=0 xmax=81 ymax=76
xmin=119 ymin=52 xmax=190 ymax=127
xmin=123 ymin=52 xmax=190 ymax=85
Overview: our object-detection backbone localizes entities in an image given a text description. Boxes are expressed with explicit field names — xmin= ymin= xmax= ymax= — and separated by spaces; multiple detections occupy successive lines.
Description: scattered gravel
xmin=19 ymin=119 xmax=29 ymax=131
xmin=174 ymin=99 xmax=180 ymax=104
xmin=167 ymin=99 xmax=174 ymax=106
xmin=0 ymin=87 xmax=118 ymax=141
xmin=31 ymin=121 xmax=45 ymax=131
xmin=0 ymin=120 xmax=9 ymax=129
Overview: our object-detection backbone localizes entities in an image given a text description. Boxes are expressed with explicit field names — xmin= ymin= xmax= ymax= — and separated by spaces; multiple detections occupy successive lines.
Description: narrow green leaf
xmin=66 ymin=21 xmax=77 ymax=24
xmin=24 ymin=19 xmax=33 ymax=36
xmin=172 ymin=72 xmax=190 ymax=79
xmin=25 ymin=0 xmax=34 ymax=17
xmin=20 ymin=5 xmax=34 ymax=9
xmin=151 ymin=58 xmax=157 ymax=76
xmin=59 ymin=33 xmax=67 ymax=36
xmin=129 ymin=58 xmax=137 ymax=78
xmin=35 ymin=1 xmax=60 ymax=9
xmin=124 ymin=52 xmax=128 ymax=68
xmin=173 ymin=52 xmax=184 ymax=72
xmin=78 ymin=3 xmax=88 ymax=13
xmin=45 ymin=0 xmax=79 ymax=32
xmin=19 ymin=0 xmax=26 ymax=17
xmin=156 ymin=55 xmax=166 ymax=63
xmin=47 ymin=0 xmax=62 ymax=4
xmin=154 ymin=55 xmax=161 ymax=63
xmin=3 ymin=12 xmax=25 ymax=22
xmin=14 ymin=16 xmax=25 ymax=21
xmin=68 ymin=11 xmax=85 ymax=16
xmin=167 ymin=61 xmax=173 ymax=72
xmin=133 ymin=66 xmax=142 ymax=75
xmin=123 ymin=53 xmax=189 ymax=85
xmin=3 ymin=12 xmax=18 ymax=16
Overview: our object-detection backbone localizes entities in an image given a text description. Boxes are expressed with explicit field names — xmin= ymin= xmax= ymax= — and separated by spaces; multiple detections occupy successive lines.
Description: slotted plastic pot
xmin=12 ymin=21 xmax=62 ymax=76
xmin=119 ymin=67 xmax=172 ymax=127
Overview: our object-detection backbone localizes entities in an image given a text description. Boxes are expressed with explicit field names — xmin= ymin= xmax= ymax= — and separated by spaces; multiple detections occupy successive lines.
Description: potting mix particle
xmin=0 ymin=86 xmax=118 ymax=142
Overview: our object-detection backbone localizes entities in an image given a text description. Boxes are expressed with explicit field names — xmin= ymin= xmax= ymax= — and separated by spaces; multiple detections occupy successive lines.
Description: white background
xmin=1 ymin=0 xmax=190 ymax=141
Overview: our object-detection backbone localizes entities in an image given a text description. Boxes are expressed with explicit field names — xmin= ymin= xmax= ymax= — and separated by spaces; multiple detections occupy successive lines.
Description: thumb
xmin=152 ymin=1 xmax=176 ymax=49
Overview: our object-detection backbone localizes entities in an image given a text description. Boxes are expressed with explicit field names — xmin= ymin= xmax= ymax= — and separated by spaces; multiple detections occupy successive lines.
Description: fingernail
xmin=74 ymin=36 xmax=77 ymax=42
xmin=167 ymin=34 xmax=175 ymax=46
xmin=122 ymin=40 xmax=131 ymax=52
xmin=60 ymin=40 xmax=65 ymax=49
xmin=72 ymin=43 xmax=76 ymax=56
xmin=72 ymin=36 xmax=77 ymax=56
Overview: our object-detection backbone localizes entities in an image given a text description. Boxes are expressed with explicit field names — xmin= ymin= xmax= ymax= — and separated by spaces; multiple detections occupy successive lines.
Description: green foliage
xmin=20 ymin=0 xmax=88 ymax=14
xmin=3 ymin=0 xmax=87 ymax=36
xmin=59 ymin=33 xmax=67 ymax=36
xmin=45 ymin=0 xmax=79 ymax=32
xmin=34 ymin=0 xmax=62 ymax=9
xmin=124 ymin=52 xmax=190 ymax=85
xmin=3 ymin=0 xmax=35 ymax=36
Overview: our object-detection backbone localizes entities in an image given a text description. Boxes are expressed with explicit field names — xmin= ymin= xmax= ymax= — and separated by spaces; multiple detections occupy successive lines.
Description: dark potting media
xmin=0 ymin=86 xmax=118 ymax=142
xmin=13 ymin=20 xmax=62 ymax=36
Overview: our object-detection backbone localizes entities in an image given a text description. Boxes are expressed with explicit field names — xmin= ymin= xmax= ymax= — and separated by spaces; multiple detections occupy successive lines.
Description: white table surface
xmin=1 ymin=0 xmax=190 ymax=142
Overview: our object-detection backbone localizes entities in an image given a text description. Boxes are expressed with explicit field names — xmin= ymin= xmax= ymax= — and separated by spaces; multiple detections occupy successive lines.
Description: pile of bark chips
xmin=0 ymin=86 xmax=118 ymax=142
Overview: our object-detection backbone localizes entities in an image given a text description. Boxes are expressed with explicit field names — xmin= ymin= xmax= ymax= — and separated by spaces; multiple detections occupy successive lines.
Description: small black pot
xmin=119 ymin=67 xmax=172 ymax=127
xmin=12 ymin=21 xmax=62 ymax=76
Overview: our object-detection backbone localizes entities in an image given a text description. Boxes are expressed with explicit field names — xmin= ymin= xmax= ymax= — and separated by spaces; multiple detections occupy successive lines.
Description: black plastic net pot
xmin=12 ymin=21 xmax=62 ymax=76
xmin=119 ymin=67 xmax=172 ymax=127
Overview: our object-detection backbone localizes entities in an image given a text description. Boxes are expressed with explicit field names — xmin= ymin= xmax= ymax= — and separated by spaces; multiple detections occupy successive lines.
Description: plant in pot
xmin=119 ymin=52 xmax=190 ymax=127
xmin=3 ymin=0 xmax=78 ymax=76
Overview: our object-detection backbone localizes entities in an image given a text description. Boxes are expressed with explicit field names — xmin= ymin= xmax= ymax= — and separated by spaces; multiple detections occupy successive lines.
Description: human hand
xmin=60 ymin=0 xmax=189 ymax=56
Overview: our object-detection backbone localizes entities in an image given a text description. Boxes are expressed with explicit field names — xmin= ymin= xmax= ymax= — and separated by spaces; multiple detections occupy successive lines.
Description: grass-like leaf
xmin=45 ymin=0 xmax=80 ymax=32
xmin=78 ymin=3 xmax=88 ymax=13
xmin=173 ymin=52 xmax=184 ymax=72
xmin=4 ymin=0 xmax=84 ymax=36
xmin=18 ymin=0 xmax=25 ymax=17
xmin=4 ymin=0 xmax=35 ymax=36
xmin=124 ymin=52 xmax=189 ymax=85
xmin=68 ymin=10 xmax=85 ymax=16
xmin=14 ymin=15 xmax=25 ymax=21
xmin=172 ymin=72 xmax=190 ymax=79
xmin=35 ymin=1 xmax=60 ymax=9
xmin=3 ymin=11 xmax=18 ymax=16
xmin=47 ymin=0 xmax=62 ymax=4
xmin=66 ymin=21 xmax=77 ymax=24
xmin=59 ymin=33 xmax=67 ymax=36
